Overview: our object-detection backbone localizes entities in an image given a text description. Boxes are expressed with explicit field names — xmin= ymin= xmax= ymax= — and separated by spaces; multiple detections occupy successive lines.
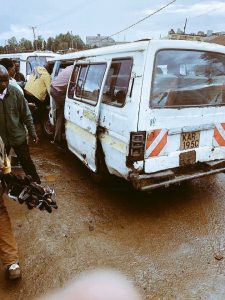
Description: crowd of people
xmin=0 ymin=57 xmax=71 ymax=280
xmin=0 ymin=57 xmax=142 ymax=299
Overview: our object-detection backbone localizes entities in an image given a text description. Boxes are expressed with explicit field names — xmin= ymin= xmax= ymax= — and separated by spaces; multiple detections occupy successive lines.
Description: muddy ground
xmin=0 ymin=138 xmax=225 ymax=299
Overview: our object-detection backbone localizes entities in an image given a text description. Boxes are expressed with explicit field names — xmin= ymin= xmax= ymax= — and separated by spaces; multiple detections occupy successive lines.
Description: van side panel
xmin=99 ymin=50 xmax=147 ymax=178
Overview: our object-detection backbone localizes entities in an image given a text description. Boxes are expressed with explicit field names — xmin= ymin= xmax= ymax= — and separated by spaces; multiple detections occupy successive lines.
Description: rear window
xmin=26 ymin=56 xmax=51 ymax=75
xmin=151 ymin=50 xmax=225 ymax=108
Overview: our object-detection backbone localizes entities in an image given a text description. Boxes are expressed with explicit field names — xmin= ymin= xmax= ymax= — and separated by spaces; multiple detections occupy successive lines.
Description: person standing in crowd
xmin=0 ymin=58 xmax=24 ymax=95
xmin=24 ymin=63 xmax=53 ymax=122
xmin=50 ymin=65 xmax=74 ymax=146
xmin=14 ymin=61 xmax=25 ymax=82
xmin=0 ymin=136 xmax=21 ymax=280
xmin=0 ymin=65 xmax=40 ymax=183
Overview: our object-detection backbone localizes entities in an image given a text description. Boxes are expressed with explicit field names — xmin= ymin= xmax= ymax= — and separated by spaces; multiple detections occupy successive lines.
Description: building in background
xmin=204 ymin=31 xmax=225 ymax=45
xmin=86 ymin=34 xmax=127 ymax=48
xmin=166 ymin=28 xmax=206 ymax=41
xmin=166 ymin=28 xmax=225 ymax=44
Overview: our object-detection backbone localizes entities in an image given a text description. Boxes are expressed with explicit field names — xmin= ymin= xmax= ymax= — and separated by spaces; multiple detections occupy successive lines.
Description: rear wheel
xmin=91 ymin=144 xmax=109 ymax=184
xmin=41 ymin=110 xmax=55 ymax=138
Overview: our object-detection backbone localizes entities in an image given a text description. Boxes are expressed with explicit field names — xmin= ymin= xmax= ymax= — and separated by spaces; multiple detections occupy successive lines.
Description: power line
xmin=109 ymin=0 xmax=176 ymax=38
xmin=167 ymin=6 xmax=221 ymax=32
xmin=36 ymin=0 xmax=93 ymax=27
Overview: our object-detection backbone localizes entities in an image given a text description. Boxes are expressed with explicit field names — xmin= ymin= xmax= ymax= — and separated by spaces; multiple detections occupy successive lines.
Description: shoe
xmin=6 ymin=263 xmax=21 ymax=280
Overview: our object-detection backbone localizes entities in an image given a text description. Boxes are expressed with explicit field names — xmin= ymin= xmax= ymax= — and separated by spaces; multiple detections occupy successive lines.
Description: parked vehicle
xmin=48 ymin=57 xmax=75 ymax=128
xmin=0 ymin=51 xmax=58 ymax=80
xmin=0 ymin=51 xmax=59 ymax=136
xmin=50 ymin=39 xmax=225 ymax=191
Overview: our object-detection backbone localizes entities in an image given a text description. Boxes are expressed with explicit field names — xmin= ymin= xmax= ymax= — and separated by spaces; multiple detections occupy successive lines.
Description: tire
xmin=41 ymin=111 xmax=55 ymax=138
xmin=91 ymin=144 xmax=109 ymax=184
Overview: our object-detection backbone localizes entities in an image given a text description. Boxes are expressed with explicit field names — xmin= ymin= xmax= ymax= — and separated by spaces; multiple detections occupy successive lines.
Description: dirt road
xmin=1 ymin=139 xmax=225 ymax=299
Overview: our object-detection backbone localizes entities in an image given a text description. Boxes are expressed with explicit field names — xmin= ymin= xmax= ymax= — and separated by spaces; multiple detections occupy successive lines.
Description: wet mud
xmin=0 ymin=138 xmax=225 ymax=299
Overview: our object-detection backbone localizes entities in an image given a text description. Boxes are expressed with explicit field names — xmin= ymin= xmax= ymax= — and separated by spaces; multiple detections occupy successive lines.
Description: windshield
xmin=151 ymin=49 xmax=225 ymax=107
xmin=26 ymin=56 xmax=52 ymax=75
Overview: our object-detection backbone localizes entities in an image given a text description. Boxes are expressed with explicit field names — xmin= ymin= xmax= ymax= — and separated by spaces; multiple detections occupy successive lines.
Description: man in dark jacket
xmin=0 ymin=65 xmax=40 ymax=183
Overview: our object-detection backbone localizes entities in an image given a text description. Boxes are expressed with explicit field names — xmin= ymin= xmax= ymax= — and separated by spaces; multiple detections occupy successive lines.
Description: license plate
xmin=180 ymin=131 xmax=200 ymax=150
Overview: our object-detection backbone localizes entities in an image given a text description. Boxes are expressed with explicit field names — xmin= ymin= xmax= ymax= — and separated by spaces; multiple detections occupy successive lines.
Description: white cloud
xmin=0 ymin=25 xmax=33 ymax=42
xmin=0 ymin=24 xmax=54 ymax=44
xmin=169 ymin=1 xmax=225 ymax=15
xmin=135 ymin=29 xmax=163 ymax=40
xmin=143 ymin=1 xmax=225 ymax=17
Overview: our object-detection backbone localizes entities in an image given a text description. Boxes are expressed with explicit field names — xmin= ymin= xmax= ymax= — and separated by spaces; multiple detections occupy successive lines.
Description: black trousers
xmin=24 ymin=92 xmax=47 ymax=123
xmin=50 ymin=87 xmax=65 ymax=143
xmin=6 ymin=141 xmax=41 ymax=183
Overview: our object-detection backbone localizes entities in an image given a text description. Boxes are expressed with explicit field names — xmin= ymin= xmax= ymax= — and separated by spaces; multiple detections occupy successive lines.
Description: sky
xmin=1 ymin=0 xmax=225 ymax=46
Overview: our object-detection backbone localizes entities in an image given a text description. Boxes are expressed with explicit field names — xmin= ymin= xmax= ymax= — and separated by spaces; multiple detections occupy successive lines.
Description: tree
xmin=46 ymin=37 xmax=55 ymax=51
xmin=72 ymin=35 xmax=85 ymax=50
xmin=7 ymin=36 xmax=18 ymax=52
xmin=8 ymin=36 xmax=18 ymax=47
xmin=0 ymin=46 xmax=5 ymax=54
xmin=19 ymin=38 xmax=33 ymax=51
xmin=34 ymin=35 xmax=45 ymax=50
xmin=1 ymin=31 xmax=85 ymax=54
xmin=54 ymin=32 xmax=85 ymax=51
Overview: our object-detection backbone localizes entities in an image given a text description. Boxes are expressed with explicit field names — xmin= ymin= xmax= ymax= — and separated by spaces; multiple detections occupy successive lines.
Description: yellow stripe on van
xmin=66 ymin=121 xmax=96 ymax=143
xmin=100 ymin=133 xmax=127 ymax=154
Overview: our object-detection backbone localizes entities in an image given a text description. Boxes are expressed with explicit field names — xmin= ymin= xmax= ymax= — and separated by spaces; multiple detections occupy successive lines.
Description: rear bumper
xmin=130 ymin=159 xmax=225 ymax=191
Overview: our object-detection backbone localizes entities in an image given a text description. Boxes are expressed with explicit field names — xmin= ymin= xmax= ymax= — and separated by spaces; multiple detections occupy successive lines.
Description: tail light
xmin=128 ymin=131 xmax=146 ymax=161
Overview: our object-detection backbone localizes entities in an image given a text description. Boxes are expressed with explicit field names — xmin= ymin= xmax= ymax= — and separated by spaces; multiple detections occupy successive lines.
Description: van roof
xmin=0 ymin=51 xmax=59 ymax=61
xmin=48 ymin=39 xmax=225 ymax=63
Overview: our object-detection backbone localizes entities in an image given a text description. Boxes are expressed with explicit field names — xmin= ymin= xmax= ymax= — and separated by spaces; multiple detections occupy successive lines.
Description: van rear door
xmin=139 ymin=48 xmax=225 ymax=174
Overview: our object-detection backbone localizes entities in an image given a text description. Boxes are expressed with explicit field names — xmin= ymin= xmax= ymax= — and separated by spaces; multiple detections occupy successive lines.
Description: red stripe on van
xmin=146 ymin=129 xmax=161 ymax=149
xmin=214 ymin=126 xmax=225 ymax=146
xmin=149 ymin=132 xmax=168 ymax=157
xmin=221 ymin=123 xmax=225 ymax=131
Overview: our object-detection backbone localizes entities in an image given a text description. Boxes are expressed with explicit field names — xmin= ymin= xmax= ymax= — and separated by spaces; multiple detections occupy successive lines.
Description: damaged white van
xmin=63 ymin=39 xmax=225 ymax=191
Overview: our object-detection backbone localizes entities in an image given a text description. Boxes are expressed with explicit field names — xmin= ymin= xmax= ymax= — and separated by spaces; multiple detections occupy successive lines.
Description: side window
xmin=82 ymin=64 xmax=106 ymax=102
xmin=102 ymin=58 xmax=133 ymax=107
xmin=69 ymin=63 xmax=106 ymax=105
xmin=68 ymin=66 xmax=79 ymax=98
xmin=75 ymin=65 xmax=88 ymax=98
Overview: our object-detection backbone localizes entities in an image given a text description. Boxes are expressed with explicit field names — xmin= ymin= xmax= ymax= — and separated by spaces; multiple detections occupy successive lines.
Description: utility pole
xmin=30 ymin=26 xmax=37 ymax=50
xmin=5 ymin=40 xmax=8 ymax=53
xmin=183 ymin=18 xmax=187 ymax=34
xmin=71 ymin=31 xmax=73 ymax=49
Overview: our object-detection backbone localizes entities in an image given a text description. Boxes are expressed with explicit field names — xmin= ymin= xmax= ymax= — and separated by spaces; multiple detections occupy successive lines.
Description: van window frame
xmin=150 ymin=48 xmax=225 ymax=109
xmin=26 ymin=55 xmax=53 ymax=75
xmin=54 ymin=60 xmax=74 ymax=79
xmin=102 ymin=56 xmax=133 ymax=108
xmin=68 ymin=62 xmax=107 ymax=107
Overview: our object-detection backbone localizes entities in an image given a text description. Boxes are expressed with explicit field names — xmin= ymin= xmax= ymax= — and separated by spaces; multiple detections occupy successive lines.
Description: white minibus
xmin=0 ymin=51 xmax=58 ymax=80
xmin=52 ymin=40 xmax=225 ymax=191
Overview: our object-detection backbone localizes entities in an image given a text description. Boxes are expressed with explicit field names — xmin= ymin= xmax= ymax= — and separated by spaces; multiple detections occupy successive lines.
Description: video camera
xmin=1 ymin=173 xmax=57 ymax=213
